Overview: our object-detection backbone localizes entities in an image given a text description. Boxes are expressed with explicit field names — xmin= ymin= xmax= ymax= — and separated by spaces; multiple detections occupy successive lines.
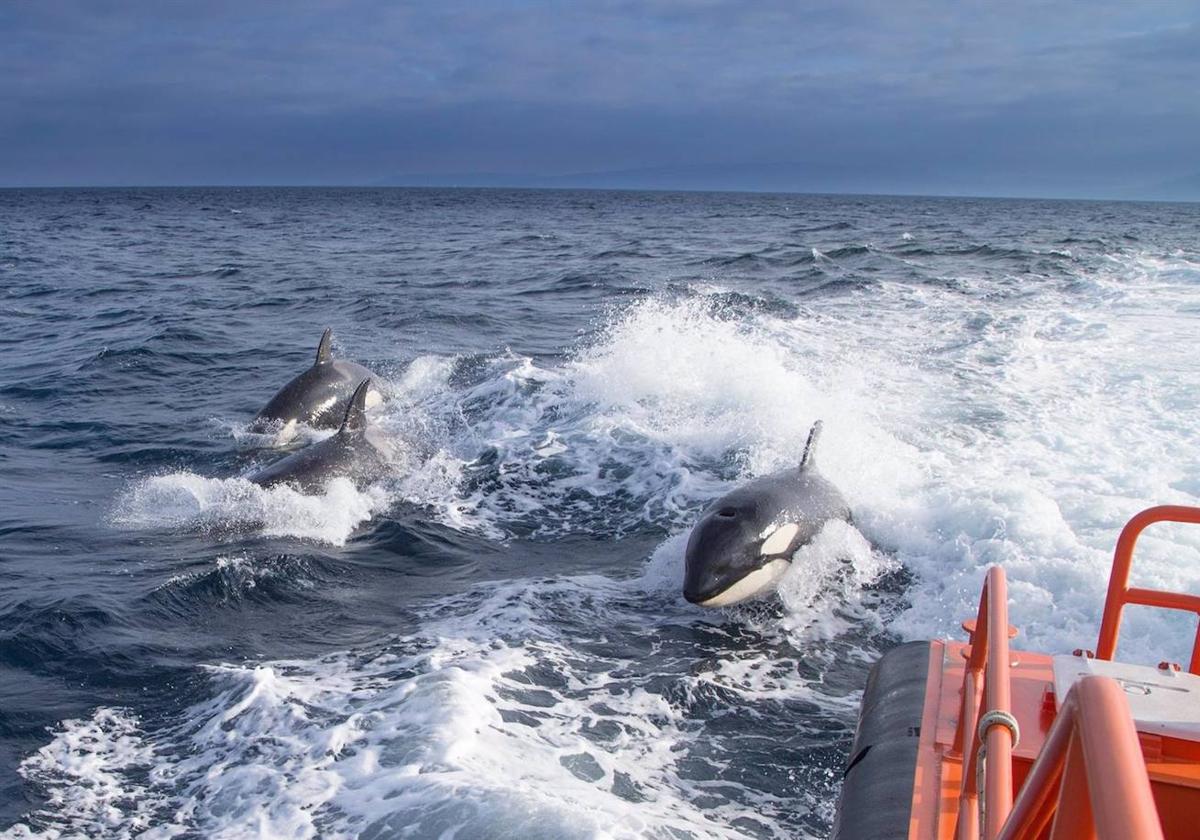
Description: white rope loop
xmin=978 ymin=709 xmax=1020 ymax=749
xmin=976 ymin=709 xmax=1021 ymax=834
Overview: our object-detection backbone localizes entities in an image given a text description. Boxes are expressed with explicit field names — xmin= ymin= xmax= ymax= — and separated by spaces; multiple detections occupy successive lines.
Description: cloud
xmin=1 ymin=1 xmax=1197 ymax=195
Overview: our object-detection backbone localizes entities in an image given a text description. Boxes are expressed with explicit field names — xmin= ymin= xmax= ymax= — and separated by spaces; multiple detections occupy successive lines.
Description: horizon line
xmin=0 ymin=183 xmax=1196 ymax=205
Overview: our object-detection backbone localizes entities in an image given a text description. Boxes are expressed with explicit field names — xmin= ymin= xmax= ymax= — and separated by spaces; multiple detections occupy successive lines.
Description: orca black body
xmin=683 ymin=422 xmax=852 ymax=607
xmin=248 ymin=379 xmax=392 ymax=492
xmin=251 ymin=328 xmax=381 ymax=433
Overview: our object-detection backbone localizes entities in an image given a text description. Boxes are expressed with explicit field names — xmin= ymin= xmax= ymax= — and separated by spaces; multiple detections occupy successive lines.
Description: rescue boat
xmin=833 ymin=505 xmax=1200 ymax=840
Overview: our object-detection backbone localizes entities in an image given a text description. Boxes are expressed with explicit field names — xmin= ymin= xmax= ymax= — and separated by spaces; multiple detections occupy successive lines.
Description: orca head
xmin=683 ymin=502 xmax=790 ymax=607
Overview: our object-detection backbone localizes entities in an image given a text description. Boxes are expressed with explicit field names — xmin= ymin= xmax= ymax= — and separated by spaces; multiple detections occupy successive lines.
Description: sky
xmin=2 ymin=0 xmax=1198 ymax=198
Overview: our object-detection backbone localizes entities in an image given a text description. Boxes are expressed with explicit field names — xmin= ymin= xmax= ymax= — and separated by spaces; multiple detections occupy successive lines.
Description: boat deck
xmin=911 ymin=640 xmax=1200 ymax=839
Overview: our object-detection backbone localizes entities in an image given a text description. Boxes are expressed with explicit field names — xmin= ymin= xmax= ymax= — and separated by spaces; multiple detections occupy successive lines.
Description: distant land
xmin=4 ymin=166 xmax=1198 ymax=203
xmin=373 ymin=162 xmax=1200 ymax=203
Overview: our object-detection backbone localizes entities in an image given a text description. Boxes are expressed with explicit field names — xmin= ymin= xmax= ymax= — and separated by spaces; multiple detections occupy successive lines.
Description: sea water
xmin=1 ymin=188 xmax=1198 ymax=838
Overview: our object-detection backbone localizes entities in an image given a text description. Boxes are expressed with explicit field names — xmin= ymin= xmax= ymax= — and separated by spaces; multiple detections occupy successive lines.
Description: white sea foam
xmin=112 ymin=474 xmax=390 ymax=546
xmin=11 ymin=570 xmax=854 ymax=839
xmin=767 ymin=247 xmax=1200 ymax=661
xmin=67 ymin=245 xmax=1200 ymax=838
xmin=195 ymin=265 xmax=1197 ymax=662
xmin=388 ymin=296 xmax=911 ymax=542
xmin=6 ymin=709 xmax=164 ymax=839
xmin=416 ymin=266 xmax=1200 ymax=660
xmin=775 ymin=521 xmax=897 ymax=640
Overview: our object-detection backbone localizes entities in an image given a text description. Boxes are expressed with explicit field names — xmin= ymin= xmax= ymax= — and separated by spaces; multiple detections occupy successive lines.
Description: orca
xmin=683 ymin=421 xmax=852 ymax=607
xmin=251 ymin=328 xmax=381 ymax=434
xmin=248 ymin=379 xmax=392 ymax=492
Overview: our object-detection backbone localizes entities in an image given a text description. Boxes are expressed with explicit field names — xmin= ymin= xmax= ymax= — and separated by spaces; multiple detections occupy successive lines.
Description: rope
xmin=976 ymin=710 xmax=1021 ymax=834
xmin=978 ymin=709 xmax=1021 ymax=748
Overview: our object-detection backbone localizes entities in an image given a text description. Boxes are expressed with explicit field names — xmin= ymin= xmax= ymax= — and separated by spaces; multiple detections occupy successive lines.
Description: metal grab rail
xmin=1095 ymin=505 xmax=1200 ymax=673
xmin=997 ymin=676 xmax=1164 ymax=840
xmin=954 ymin=566 xmax=1017 ymax=840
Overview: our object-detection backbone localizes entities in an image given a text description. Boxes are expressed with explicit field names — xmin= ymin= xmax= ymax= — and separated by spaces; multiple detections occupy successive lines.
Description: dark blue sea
xmin=2 ymin=188 xmax=1199 ymax=838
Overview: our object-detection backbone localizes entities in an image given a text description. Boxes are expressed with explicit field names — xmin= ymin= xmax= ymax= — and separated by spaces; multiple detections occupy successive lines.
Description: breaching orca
xmin=683 ymin=421 xmax=851 ymax=607
xmin=251 ymin=328 xmax=381 ymax=433
xmin=248 ymin=379 xmax=392 ymax=492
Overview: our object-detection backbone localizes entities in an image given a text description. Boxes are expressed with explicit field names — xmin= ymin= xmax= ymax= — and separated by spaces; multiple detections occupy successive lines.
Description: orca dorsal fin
xmin=339 ymin=379 xmax=371 ymax=434
xmin=800 ymin=420 xmax=823 ymax=470
xmin=314 ymin=328 xmax=333 ymax=366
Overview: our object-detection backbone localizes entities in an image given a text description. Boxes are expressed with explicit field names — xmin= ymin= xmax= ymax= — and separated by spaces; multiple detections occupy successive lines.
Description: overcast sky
xmin=2 ymin=1 xmax=1197 ymax=197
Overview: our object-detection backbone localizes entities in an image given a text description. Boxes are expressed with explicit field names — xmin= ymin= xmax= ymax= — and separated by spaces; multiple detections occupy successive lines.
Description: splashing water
xmin=4 ymin=189 xmax=1198 ymax=838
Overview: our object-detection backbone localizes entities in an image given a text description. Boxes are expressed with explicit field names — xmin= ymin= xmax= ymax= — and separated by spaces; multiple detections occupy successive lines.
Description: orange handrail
xmin=997 ymin=676 xmax=1164 ymax=840
xmin=1095 ymin=505 xmax=1200 ymax=673
xmin=954 ymin=566 xmax=1017 ymax=840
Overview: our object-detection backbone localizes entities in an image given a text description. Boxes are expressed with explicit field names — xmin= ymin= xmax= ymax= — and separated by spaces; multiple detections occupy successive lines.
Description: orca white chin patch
xmin=698 ymin=558 xmax=791 ymax=608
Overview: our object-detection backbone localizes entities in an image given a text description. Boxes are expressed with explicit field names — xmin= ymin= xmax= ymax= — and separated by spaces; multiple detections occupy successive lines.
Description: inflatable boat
xmin=834 ymin=505 xmax=1200 ymax=839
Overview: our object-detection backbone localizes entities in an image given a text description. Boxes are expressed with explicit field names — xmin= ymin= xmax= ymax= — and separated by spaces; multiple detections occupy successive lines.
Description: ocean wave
xmin=7 ymin=189 xmax=1200 ymax=838
xmin=146 ymin=554 xmax=330 ymax=613
xmin=111 ymin=474 xmax=392 ymax=546
xmin=10 ymin=544 xmax=897 ymax=839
